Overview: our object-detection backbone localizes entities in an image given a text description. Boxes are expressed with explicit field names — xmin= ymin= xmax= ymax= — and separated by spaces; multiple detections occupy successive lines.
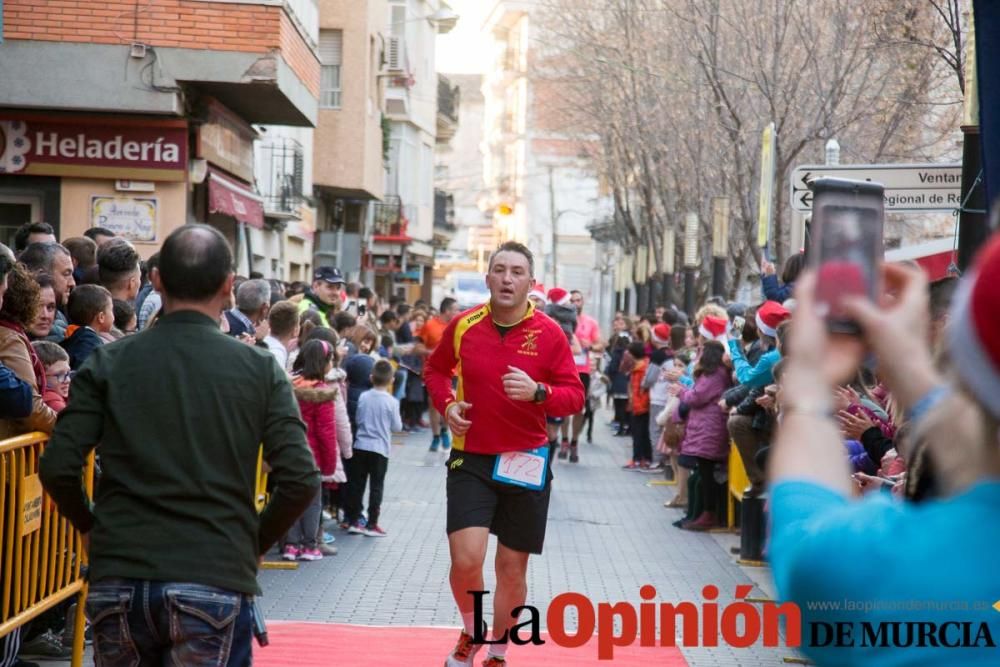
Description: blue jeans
xmin=86 ymin=578 xmax=252 ymax=667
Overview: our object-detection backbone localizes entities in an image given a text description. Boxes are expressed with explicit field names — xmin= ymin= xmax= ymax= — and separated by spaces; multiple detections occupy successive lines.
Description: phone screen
xmin=809 ymin=178 xmax=884 ymax=334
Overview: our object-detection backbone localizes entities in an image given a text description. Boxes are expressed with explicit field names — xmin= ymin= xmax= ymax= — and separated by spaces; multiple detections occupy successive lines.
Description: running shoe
xmin=318 ymin=543 xmax=339 ymax=556
xmin=348 ymin=521 xmax=367 ymax=535
xmin=298 ymin=547 xmax=323 ymax=561
xmin=441 ymin=430 xmax=452 ymax=450
xmin=482 ymin=657 xmax=507 ymax=666
xmin=323 ymin=531 xmax=336 ymax=544
xmin=444 ymin=630 xmax=482 ymax=667
xmin=430 ymin=436 xmax=441 ymax=452
xmin=364 ymin=524 xmax=388 ymax=537
xmin=568 ymin=448 xmax=579 ymax=463
xmin=281 ymin=544 xmax=300 ymax=561
xmin=622 ymin=460 xmax=640 ymax=470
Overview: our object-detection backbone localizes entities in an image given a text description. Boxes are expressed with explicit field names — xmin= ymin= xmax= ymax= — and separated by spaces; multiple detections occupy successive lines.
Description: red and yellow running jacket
xmin=424 ymin=301 xmax=585 ymax=455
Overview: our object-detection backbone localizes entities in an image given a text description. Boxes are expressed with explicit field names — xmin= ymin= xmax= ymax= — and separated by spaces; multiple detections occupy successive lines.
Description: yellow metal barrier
xmin=727 ymin=441 xmax=750 ymax=529
xmin=0 ymin=432 xmax=93 ymax=666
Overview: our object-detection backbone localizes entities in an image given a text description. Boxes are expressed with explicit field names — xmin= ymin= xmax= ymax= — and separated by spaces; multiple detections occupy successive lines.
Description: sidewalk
xmin=258 ymin=409 xmax=798 ymax=666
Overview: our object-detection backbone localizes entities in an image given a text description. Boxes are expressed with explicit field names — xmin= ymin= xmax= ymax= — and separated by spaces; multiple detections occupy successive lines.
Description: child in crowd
xmin=113 ymin=299 xmax=137 ymax=336
xmin=60 ymin=284 xmax=114 ymax=370
xmin=656 ymin=351 xmax=693 ymax=500
xmin=285 ymin=340 xmax=347 ymax=561
xmin=624 ymin=341 xmax=652 ymax=470
xmin=346 ymin=359 xmax=402 ymax=537
xmin=32 ymin=341 xmax=71 ymax=413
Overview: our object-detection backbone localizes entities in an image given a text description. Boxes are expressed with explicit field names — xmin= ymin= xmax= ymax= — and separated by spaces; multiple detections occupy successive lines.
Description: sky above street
xmin=436 ymin=0 xmax=489 ymax=74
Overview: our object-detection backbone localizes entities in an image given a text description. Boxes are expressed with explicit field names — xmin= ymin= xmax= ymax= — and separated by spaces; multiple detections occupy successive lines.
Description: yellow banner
xmin=757 ymin=122 xmax=776 ymax=249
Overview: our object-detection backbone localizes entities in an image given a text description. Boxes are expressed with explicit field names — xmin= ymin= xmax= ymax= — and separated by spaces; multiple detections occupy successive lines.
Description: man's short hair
xmin=333 ymin=311 xmax=357 ymax=333
xmin=158 ymin=224 xmax=234 ymax=301
xmin=67 ymin=284 xmax=112 ymax=326
xmin=440 ymin=297 xmax=457 ymax=313
xmin=379 ymin=310 xmax=399 ymax=326
xmin=97 ymin=238 xmax=141 ymax=290
xmin=62 ymin=236 xmax=98 ymax=270
xmin=83 ymin=227 xmax=116 ymax=242
xmin=19 ymin=242 xmax=70 ymax=275
xmin=236 ymin=279 xmax=271 ymax=313
xmin=32 ymin=340 xmax=69 ymax=366
xmin=488 ymin=241 xmax=534 ymax=276
xmin=371 ymin=359 xmax=394 ymax=387
xmin=14 ymin=222 xmax=55 ymax=253
xmin=345 ymin=282 xmax=360 ymax=297
xmin=396 ymin=303 xmax=412 ymax=318
xmin=388 ymin=295 xmax=404 ymax=308
xmin=268 ymin=300 xmax=300 ymax=338
xmin=359 ymin=286 xmax=374 ymax=300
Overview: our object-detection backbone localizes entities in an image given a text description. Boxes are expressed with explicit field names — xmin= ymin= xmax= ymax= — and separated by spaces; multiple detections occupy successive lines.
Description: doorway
xmin=0 ymin=194 xmax=41 ymax=250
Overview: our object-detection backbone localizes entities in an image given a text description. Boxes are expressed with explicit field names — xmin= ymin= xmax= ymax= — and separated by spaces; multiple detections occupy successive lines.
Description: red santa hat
xmin=528 ymin=283 xmax=547 ymax=303
xmin=698 ymin=315 xmax=728 ymax=341
xmin=756 ymin=300 xmax=791 ymax=338
xmin=651 ymin=322 xmax=672 ymax=346
xmin=547 ymin=287 xmax=571 ymax=306
xmin=949 ymin=234 xmax=1000 ymax=419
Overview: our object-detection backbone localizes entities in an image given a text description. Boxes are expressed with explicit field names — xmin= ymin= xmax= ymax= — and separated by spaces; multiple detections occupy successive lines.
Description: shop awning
xmin=208 ymin=168 xmax=264 ymax=228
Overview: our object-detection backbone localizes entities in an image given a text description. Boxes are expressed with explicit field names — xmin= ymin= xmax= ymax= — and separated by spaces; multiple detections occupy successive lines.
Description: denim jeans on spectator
xmin=86 ymin=578 xmax=252 ymax=667
xmin=393 ymin=368 xmax=408 ymax=401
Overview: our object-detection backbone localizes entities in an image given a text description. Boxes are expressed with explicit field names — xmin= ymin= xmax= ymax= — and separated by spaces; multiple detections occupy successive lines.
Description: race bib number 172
xmin=492 ymin=446 xmax=549 ymax=490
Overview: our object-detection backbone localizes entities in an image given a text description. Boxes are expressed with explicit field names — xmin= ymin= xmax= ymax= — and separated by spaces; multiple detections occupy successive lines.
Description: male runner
xmin=424 ymin=296 xmax=461 ymax=451
xmin=425 ymin=242 xmax=584 ymax=667
xmin=562 ymin=290 xmax=602 ymax=458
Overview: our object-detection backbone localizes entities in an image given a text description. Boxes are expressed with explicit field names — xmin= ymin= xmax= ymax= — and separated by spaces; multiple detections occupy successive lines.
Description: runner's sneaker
xmin=441 ymin=430 xmax=452 ymax=450
xmin=281 ymin=544 xmax=300 ymax=561
xmin=622 ymin=460 xmax=640 ymax=470
xmin=444 ymin=630 xmax=482 ymax=666
xmin=482 ymin=658 xmax=507 ymax=666
xmin=568 ymin=447 xmax=579 ymax=463
xmin=298 ymin=547 xmax=323 ymax=561
xmin=430 ymin=435 xmax=441 ymax=452
xmin=364 ymin=524 xmax=388 ymax=537
xmin=348 ymin=521 xmax=367 ymax=535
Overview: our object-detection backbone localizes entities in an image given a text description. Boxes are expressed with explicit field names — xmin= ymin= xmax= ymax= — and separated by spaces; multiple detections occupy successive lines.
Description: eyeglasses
xmin=46 ymin=371 xmax=74 ymax=383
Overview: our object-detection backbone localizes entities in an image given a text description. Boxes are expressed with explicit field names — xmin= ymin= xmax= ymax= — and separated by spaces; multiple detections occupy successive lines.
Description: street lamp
xmin=683 ymin=212 xmax=699 ymax=317
xmin=711 ymin=197 xmax=730 ymax=297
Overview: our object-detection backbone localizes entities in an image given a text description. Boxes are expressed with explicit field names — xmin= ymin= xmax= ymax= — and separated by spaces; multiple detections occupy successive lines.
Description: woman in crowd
xmin=0 ymin=262 xmax=57 ymax=438
xmin=26 ymin=274 xmax=57 ymax=341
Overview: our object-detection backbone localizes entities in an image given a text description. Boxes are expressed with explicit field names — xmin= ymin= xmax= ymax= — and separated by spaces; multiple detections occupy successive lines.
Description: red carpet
xmin=255 ymin=622 xmax=689 ymax=666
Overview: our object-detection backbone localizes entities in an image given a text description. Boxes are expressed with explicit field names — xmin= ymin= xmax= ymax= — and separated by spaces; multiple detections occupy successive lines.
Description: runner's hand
xmin=502 ymin=366 xmax=538 ymax=401
xmin=446 ymin=401 xmax=473 ymax=435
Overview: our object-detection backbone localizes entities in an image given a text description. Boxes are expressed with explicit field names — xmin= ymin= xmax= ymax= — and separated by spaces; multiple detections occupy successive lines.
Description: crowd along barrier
xmin=0 ymin=432 xmax=93 ymax=666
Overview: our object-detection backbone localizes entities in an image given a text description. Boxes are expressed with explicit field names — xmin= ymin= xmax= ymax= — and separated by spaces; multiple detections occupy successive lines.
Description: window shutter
xmin=318 ymin=30 xmax=343 ymax=66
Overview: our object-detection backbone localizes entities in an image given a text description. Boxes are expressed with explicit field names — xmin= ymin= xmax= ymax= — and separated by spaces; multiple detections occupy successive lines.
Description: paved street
xmin=259 ymin=408 xmax=798 ymax=666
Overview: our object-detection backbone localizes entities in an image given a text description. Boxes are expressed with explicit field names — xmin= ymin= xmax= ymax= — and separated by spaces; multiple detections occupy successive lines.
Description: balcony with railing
xmin=437 ymin=75 xmax=461 ymax=145
xmin=257 ymin=137 xmax=306 ymax=216
xmin=372 ymin=195 xmax=412 ymax=243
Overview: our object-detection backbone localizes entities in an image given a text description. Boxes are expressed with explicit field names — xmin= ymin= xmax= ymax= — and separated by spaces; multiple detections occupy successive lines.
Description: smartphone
xmin=808 ymin=177 xmax=885 ymax=334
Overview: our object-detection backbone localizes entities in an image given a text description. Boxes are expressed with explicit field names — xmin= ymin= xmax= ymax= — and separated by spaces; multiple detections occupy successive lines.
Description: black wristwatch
xmin=533 ymin=383 xmax=548 ymax=403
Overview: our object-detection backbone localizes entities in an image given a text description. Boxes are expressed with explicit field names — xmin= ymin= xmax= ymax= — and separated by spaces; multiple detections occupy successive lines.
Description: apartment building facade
xmin=481 ymin=0 xmax=611 ymax=311
xmin=0 ymin=0 xmax=320 ymax=274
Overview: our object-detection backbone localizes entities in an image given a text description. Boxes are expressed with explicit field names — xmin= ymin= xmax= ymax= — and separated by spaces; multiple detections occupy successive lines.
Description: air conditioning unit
xmin=386 ymin=36 xmax=405 ymax=73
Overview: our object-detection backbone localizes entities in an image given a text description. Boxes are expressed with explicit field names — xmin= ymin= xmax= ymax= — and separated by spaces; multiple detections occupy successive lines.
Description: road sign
xmin=757 ymin=123 xmax=776 ymax=247
xmin=790 ymin=163 xmax=962 ymax=212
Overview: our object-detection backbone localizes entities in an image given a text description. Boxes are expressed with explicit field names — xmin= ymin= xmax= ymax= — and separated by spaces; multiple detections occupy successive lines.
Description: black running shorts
xmin=445 ymin=449 xmax=554 ymax=555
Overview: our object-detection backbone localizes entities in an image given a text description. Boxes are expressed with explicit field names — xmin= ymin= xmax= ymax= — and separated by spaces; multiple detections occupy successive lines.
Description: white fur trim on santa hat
xmin=948 ymin=272 xmax=1000 ymax=419
xmin=698 ymin=323 xmax=726 ymax=342
xmin=755 ymin=311 xmax=776 ymax=338
xmin=528 ymin=288 xmax=547 ymax=303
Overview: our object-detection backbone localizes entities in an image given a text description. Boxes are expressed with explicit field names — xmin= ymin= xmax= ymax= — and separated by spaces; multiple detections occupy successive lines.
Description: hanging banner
xmin=757 ymin=122 xmax=776 ymax=250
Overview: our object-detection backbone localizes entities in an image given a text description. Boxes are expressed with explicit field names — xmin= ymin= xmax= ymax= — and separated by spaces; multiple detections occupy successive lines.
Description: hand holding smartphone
xmin=808 ymin=177 xmax=885 ymax=334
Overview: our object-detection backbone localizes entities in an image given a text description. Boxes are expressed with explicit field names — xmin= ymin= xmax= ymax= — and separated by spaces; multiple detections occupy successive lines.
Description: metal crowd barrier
xmin=0 ymin=432 xmax=93 ymax=666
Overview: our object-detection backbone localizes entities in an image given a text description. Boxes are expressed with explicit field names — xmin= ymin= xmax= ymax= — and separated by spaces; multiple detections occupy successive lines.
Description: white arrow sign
xmin=790 ymin=163 xmax=962 ymax=212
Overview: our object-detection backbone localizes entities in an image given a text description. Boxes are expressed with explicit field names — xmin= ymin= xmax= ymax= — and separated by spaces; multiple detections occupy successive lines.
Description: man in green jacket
xmin=40 ymin=224 xmax=320 ymax=667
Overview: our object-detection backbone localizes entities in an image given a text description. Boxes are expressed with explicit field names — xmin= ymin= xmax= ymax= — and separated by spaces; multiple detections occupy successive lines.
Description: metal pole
xmin=958 ymin=7 xmax=985 ymax=271
xmin=712 ymin=257 xmax=726 ymax=297
xmin=683 ymin=268 xmax=696 ymax=318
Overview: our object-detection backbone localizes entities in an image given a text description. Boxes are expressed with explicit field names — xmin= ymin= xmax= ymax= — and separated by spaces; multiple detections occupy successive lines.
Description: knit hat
xmin=651 ymin=322 xmax=671 ymax=346
xmin=949 ymin=234 xmax=1000 ymax=419
xmin=528 ymin=283 xmax=547 ymax=304
xmin=756 ymin=300 xmax=791 ymax=338
xmin=547 ymin=287 xmax=571 ymax=306
xmin=698 ymin=315 xmax=728 ymax=341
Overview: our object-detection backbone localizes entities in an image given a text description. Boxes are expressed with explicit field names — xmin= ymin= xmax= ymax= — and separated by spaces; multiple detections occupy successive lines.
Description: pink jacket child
xmin=293 ymin=377 xmax=350 ymax=483
xmin=677 ymin=366 xmax=732 ymax=461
